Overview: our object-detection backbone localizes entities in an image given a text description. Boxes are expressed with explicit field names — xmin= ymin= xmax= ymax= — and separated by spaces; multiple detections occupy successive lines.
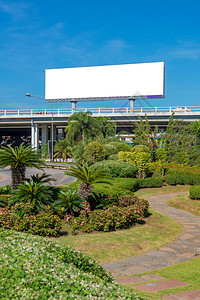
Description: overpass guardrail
xmin=0 ymin=106 xmax=200 ymax=117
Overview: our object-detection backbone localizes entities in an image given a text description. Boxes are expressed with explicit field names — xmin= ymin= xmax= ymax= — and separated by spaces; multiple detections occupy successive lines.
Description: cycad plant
xmin=0 ymin=144 xmax=44 ymax=190
xmin=54 ymin=190 xmax=83 ymax=216
xmin=65 ymin=163 xmax=111 ymax=200
xmin=11 ymin=180 xmax=53 ymax=213
xmin=26 ymin=173 xmax=55 ymax=184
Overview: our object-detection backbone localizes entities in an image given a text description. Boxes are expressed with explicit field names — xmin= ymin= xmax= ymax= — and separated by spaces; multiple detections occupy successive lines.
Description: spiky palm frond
xmin=11 ymin=180 xmax=53 ymax=213
xmin=54 ymin=190 xmax=82 ymax=216
xmin=65 ymin=163 xmax=111 ymax=185
xmin=0 ymin=143 xmax=45 ymax=189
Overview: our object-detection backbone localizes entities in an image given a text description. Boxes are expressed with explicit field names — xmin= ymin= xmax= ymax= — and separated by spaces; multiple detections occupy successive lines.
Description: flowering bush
xmin=0 ymin=229 xmax=141 ymax=299
xmin=67 ymin=198 xmax=149 ymax=234
xmin=0 ymin=194 xmax=11 ymax=207
xmin=0 ymin=202 xmax=62 ymax=236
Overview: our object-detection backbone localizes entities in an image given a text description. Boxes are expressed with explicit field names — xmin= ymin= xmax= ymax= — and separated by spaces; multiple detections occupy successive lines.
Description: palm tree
xmin=0 ymin=144 xmax=44 ymax=190
xmin=54 ymin=139 xmax=72 ymax=162
xmin=65 ymin=111 xmax=99 ymax=144
xmin=25 ymin=173 xmax=56 ymax=184
xmin=11 ymin=180 xmax=53 ymax=213
xmin=54 ymin=190 xmax=83 ymax=216
xmin=65 ymin=163 xmax=111 ymax=200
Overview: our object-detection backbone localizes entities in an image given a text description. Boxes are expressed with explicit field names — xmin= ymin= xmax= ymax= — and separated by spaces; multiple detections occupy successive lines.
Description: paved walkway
xmin=0 ymin=167 xmax=76 ymax=187
xmin=102 ymin=192 xmax=200 ymax=277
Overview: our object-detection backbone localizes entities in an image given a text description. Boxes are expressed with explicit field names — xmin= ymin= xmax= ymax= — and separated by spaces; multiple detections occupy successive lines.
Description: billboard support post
xmin=129 ymin=98 xmax=135 ymax=113
xmin=70 ymin=101 xmax=77 ymax=114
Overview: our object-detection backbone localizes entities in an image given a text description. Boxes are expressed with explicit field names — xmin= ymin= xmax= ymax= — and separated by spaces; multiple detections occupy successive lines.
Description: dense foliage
xmin=94 ymin=160 xmax=138 ymax=178
xmin=0 ymin=202 xmax=62 ymax=236
xmin=0 ymin=230 xmax=141 ymax=299
xmin=165 ymin=169 xmax=200 ymax=185
xmin=67 ymin=196 xmax=149 ymax=234
xmin=190 ymin=186 xmax=200 ymax=200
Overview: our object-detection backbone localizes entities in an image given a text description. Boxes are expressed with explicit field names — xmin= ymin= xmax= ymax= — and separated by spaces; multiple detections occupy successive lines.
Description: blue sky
xmin=0 ymin=0 xmax=200 ymax=110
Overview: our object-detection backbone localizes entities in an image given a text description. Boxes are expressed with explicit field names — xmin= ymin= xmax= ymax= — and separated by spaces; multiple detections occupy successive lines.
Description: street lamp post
xmin=26 ymin=93 xmax=54 ymax=162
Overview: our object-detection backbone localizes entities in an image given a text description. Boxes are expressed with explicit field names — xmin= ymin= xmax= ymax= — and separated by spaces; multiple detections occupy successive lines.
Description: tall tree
xmin=132 ymin=115 xmax=152 ymax=149
xmin=0 ymin=144 xmax=44 ymax=190
xmin=65 ymin=111 xmax=99 ymax=144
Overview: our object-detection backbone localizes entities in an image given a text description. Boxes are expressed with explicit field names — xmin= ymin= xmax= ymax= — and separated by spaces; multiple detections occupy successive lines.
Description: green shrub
xmin=0 ymin=203 xmax=62 ymax=236
xmin=165 ymin=169 xmax=200 ymax=185
xmin=68 ymin=199 xmax=149 ymax=233
xmin=190 ymin=186 xmax=200 ymax=200
xmin=165 ymin=174 xmax=185 ymax=185
xmin=94 ymin=160 xmax=137 ymax=178
xmin=138 ymin=177 xmax=163 ymax=188
xmin=0 ymin=230 xmax=139 ymax=299
xmin=131 ymin=145 xmax=150 ymax=154
xmin=104 ymin=144 xmax=118 ymax=158
xmin=0 ymin=185 xmax=12 ymax=195
xmin=119 ymin=164 xmax=138 ymax=178
xmin=108 ymin=141 xmax=132 ymax=152
xmin=84 ymin=141 xmax=106 ymax=165
xmin=0 ymin=194 xmax=11 ymax=207
xmin=113 ymin=178 xmax=140 ymax=192
xmin=108 ymin=154 xmax=118 ymax=160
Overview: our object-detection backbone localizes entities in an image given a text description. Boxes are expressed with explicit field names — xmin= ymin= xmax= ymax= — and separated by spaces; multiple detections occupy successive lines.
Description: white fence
xmin=0 ymin=106 xmax=199 ymax=117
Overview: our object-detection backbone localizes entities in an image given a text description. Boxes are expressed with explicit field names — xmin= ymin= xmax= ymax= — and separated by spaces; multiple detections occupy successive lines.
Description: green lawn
xmin=167 ymin=193 xmax=200 ymax=216
xmin=54 ymin=209 xmax=181 ymax=263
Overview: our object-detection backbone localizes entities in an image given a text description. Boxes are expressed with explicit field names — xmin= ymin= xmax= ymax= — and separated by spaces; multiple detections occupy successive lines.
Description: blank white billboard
xmin=45 ymin=62 xmax=165 ymax=101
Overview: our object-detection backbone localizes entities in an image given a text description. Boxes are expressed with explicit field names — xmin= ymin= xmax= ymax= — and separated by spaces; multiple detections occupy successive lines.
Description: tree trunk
xmin=78 ymin=183 xmax=93 ymax=200
xmin=11 ymin=165 xmax=26 ymax=190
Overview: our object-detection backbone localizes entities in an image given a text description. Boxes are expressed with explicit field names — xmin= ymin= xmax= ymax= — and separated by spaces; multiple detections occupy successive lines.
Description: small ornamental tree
xmin=134 ymin=152 xmax=155 ymax=178
xmin=65 ymin=163 xmax=111 ymax=200
xmin=84 ymin=141 xmax=106 ymax=165
xmin=118 ymin=151 xmax=135 ymax=163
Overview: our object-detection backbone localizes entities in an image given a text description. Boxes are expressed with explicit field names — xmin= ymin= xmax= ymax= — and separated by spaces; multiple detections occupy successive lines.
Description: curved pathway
xmin=102 ymin=192 xmax=200 ymax=277
xmin=0 ymin=166 xmax=76 ymax=187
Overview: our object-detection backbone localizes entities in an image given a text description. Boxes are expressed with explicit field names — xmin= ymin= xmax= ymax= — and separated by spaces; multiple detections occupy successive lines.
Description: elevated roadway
xmin=0 ymin=106 xmax=200 ymax=148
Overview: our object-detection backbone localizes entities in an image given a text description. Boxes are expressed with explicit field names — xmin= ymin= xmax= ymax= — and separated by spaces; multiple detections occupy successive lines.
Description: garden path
xmin=102 ymin=192 xmax=200 ymax=277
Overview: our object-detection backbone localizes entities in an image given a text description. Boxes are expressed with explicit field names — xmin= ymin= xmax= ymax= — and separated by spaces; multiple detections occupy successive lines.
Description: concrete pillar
xmin=41 ymin=124 xmax=48 ymax=147
xmin=31 ymin=121 xmax=39 ymax=150
xmin=58 ymin=128 xmax=63 ymax=140
xmin=70 ymin=101 xmax=77 ymax=114
xmin=129 ymin=99 xmax=135 ymax=113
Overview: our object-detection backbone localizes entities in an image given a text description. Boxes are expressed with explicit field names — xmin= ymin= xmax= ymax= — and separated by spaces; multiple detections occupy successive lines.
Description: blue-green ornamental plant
xmin=0 ymin=229 xmax=142 ymax=299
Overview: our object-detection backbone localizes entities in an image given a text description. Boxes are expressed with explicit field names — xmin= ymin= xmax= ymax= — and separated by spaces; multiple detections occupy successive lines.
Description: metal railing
xmin=0 ymin=106 xmax=199 ymax=117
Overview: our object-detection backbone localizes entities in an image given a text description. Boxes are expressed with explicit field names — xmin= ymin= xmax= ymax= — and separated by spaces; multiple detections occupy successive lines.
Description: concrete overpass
xmin=0 ymin=106 xmax=200 ymax=149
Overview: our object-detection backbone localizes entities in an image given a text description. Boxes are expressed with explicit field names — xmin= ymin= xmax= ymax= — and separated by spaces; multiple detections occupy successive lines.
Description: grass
xmin=54 ymin=209 xmax=181 ymax=263
xmin=167 ymin=193 xmax=200 ymax=216
xmin=121 ymin=257 xmax=200 ymax=299
xmin=134 ymin=184 xmax=190 ymax=198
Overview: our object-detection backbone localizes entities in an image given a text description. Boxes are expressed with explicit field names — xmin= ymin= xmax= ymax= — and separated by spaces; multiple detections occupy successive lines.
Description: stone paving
xmin=102 ymin=192 xmax=200 ymax=278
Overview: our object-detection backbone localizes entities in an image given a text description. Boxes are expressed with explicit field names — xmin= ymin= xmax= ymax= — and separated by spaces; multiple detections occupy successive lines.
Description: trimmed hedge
xmin=138 ymin=177 xmax=163 ymax=188
xmin=190 ymin=186 xmax=200 ymax=200
xmin=165 ymin=169 xmax=200 ymax=185
xmin=94 ymin=161 xmax=138 ymax=178
xmin=113 ymin=178 xmax=139 ymax=192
